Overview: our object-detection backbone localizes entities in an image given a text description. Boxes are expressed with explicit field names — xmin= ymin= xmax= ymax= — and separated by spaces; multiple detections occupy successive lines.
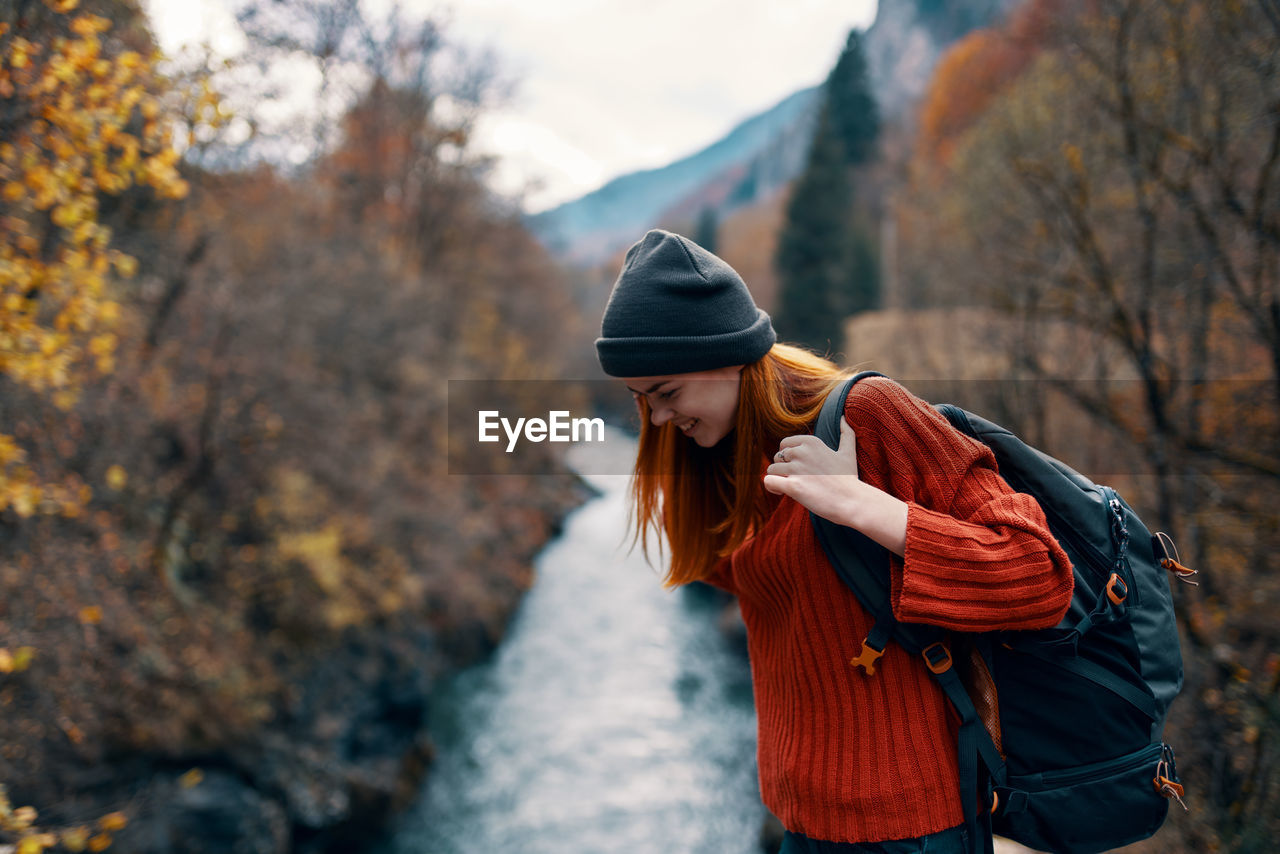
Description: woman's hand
xmin=763 ymin=418 xmax=908 ymax=557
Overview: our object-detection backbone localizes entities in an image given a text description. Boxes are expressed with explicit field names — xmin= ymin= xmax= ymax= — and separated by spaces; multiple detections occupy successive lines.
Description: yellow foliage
xmin=60 ymin=826 xmax=90 ymax=852
xmin=104 ymin=464 xmax=126 ymax=490
xmin=0 ymin=645 xmax=36 ymax=674
xmin=276 ymin=522 xmax=345 ymax=595
xmin=0 ymin=634 xmax=136 ymax=849
xmin=10 ymin=806 xmax=38 ymax=829
xmin=0 ymin=5 xmax=218 ymax=516
xmin=0 ymin=435 xmax=24 ymax=466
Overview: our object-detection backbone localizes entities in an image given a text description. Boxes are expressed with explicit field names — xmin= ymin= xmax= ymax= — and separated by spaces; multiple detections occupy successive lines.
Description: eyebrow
xmin=626 ymin=380 xmax=671 ymax=395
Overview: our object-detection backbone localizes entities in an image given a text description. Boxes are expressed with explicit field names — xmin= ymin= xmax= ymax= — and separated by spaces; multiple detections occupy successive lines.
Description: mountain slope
xmin=532 ymin=0 xmax=1025 ymax=267
xmin=527 ymin=87 xmax=820 ymax=265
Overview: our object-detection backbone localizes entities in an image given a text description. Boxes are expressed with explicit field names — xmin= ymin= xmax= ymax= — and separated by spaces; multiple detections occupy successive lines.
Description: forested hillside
xmin=0 ymin=1 xmax=589 ymax=851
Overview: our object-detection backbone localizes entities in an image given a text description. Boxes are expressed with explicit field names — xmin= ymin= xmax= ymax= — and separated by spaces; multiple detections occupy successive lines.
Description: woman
xmin=595 ymin=229 xmax=1074 ymax=854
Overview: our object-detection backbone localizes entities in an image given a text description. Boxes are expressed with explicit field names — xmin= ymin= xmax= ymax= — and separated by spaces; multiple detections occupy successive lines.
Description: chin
xmin=697 ymin=427 xmax=732 ymax=448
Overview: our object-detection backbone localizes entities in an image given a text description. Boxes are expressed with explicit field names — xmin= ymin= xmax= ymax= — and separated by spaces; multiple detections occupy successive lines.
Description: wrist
xmin=840 ymin=479 xmax=909 ymax=557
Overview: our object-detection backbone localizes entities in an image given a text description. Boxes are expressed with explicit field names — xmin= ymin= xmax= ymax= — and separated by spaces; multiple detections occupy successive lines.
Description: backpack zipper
xmin=1014 ymin=741 xmax=1165 ymax=789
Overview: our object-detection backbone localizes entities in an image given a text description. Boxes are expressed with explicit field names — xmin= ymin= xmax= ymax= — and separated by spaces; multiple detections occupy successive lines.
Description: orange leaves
xmin=916 ymin=0 xmax=1067 ymax=170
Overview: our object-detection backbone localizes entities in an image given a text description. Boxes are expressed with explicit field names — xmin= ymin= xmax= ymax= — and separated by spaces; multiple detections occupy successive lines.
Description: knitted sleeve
xmin=844 ymin=377 xmax=1074 ymax=632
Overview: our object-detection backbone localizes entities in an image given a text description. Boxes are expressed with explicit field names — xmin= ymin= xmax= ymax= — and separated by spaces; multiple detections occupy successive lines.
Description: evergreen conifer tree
xmin=774 ymin=29 xmax=880 ymax=355
xmin=694 ymin=206 xmax=719 ymax=254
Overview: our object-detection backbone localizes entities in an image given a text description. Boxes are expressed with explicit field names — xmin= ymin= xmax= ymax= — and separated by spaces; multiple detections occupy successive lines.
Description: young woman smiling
xmin=595 ymin=229 xmax=1074 ymax=854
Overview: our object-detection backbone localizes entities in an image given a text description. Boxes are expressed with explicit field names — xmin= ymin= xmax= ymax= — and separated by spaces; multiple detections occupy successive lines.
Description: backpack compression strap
xmin=808 ymin=372 xmax=1004 ymax=854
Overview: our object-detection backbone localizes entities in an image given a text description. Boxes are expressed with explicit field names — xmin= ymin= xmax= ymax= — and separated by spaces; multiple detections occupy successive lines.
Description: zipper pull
xmin=1153 ymin=532 xmax=1198 ymax=585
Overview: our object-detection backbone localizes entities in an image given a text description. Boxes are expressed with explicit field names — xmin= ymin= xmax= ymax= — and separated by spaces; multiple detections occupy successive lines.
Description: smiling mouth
xmin=677 ymin=419 xmax=698 ymax=433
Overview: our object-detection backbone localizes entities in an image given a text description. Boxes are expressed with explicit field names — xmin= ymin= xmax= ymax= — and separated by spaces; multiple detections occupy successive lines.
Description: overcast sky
xmin=141 ymin=0 xmax=878 ymax=212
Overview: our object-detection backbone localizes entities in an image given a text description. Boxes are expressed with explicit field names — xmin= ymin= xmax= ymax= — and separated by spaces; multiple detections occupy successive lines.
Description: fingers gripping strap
xmin=808 ymin=371 xmax=945 ymax=655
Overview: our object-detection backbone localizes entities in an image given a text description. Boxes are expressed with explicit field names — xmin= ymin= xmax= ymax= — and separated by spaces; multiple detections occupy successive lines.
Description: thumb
xmin=838 ymin=419 xmax=859 ymax=472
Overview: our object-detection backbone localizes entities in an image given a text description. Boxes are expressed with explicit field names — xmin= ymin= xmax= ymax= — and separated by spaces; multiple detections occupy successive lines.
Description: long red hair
xmin=628 ymin=343 xmax=854 ymax=587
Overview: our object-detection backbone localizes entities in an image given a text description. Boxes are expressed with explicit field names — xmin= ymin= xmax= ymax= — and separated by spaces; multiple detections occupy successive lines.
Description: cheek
xmin=722 ymin=386 xmax=741 ymax=423
xmin=705 ymin=392 xmax=736 ymax=429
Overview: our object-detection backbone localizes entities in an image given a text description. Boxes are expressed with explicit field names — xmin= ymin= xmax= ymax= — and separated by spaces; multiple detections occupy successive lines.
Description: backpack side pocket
xmin=993 ymin=742 xmax=1170 ymax=854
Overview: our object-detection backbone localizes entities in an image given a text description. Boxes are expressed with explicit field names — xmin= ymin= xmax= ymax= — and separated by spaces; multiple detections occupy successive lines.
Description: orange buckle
xmin=850 ymin=639 xmax=885 ymax=676
xmin=1106 ymin=573 xmax=1128 ymax=606
xmin=990 ymin=790 xmax=1000 ymax=815
xmin=922 ymin=642 xmax=953 ymax=675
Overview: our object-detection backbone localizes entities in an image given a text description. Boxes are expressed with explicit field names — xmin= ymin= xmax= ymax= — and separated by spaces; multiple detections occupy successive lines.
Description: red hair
xmin=628 ymin=343 xmax=853 ymax=587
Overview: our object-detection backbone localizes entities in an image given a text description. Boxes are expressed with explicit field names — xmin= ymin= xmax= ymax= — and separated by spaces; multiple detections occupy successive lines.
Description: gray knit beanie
xmin=594 ymin=229 xmax=776 ymax=377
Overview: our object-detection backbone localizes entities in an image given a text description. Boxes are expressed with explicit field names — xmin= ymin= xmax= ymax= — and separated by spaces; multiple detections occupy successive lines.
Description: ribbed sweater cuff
xmin=893 ymin=502 xmax=1073 ymax=632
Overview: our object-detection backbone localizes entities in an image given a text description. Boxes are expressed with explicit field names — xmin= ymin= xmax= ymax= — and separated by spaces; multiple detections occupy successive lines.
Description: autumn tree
xmin=902 ymin=1 xmax=1280 ymax=848
xmin=915 ymin=0 xmax=1067 ymax=169
xmin=0 ymin=0 xmax=219 ymax=520
xmin=774 ymin=28 xmax=880 ymax=355
xmin=0 ymin=1 xmax=585 ymax=850
xmin=0 ymin=2 xmax=232 ymax=850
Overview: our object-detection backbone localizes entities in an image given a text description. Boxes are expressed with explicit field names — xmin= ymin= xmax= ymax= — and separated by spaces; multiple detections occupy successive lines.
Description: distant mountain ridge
xmin=528 ymin=86 xmax=821 ymax=266
xmin=530 ymin=0 xmax=1024 ymax=266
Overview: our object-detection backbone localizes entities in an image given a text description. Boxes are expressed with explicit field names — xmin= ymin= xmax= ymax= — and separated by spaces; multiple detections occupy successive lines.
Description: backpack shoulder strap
xmin=809 ymin=373 xmax=1002 ymax=854
xmin=809 ymin=371 xmax=942 ymax=656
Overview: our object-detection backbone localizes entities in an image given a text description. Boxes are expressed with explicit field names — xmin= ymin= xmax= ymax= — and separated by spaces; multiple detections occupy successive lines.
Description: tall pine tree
xmin=774 ymin=29 xmax=880 ymax=355
xmin=694 ymin=206 xmax=719 ymax=255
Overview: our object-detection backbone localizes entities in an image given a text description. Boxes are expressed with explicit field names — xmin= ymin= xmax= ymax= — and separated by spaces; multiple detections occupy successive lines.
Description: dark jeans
xmin=779 ymin=823 xmax=969 ymax=854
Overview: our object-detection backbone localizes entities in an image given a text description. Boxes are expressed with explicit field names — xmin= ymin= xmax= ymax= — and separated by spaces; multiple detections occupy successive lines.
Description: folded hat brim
xmin=595 ymin=310 xmax=776 ymax=378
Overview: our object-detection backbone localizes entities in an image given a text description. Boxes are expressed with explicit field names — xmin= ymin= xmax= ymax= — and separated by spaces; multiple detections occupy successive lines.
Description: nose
xmin=649 ymin=402 xmax=674 ymax=427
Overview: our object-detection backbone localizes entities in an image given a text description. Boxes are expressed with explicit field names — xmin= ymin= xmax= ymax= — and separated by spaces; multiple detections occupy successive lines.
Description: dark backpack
xmin=810 ymin=372 xmax=1193 ymax=854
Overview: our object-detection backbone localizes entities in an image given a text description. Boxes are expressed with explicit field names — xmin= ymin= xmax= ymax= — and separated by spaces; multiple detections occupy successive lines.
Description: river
xmin=383 ymin=430 xmax=768 ymax=854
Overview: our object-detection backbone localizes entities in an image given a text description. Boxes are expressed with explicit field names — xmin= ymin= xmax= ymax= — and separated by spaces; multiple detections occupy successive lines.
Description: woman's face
xmin=623 ymin=364 xmax=744 ymax=447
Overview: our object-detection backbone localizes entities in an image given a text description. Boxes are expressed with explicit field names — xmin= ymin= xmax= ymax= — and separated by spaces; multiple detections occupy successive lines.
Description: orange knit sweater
xmin=705 ymin=376 xmax=1074 ymax=844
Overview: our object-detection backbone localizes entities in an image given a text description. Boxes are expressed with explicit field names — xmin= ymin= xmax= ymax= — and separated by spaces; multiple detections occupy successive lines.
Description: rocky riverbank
xmin=7 ymin=473 xmax=596 ymax=854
